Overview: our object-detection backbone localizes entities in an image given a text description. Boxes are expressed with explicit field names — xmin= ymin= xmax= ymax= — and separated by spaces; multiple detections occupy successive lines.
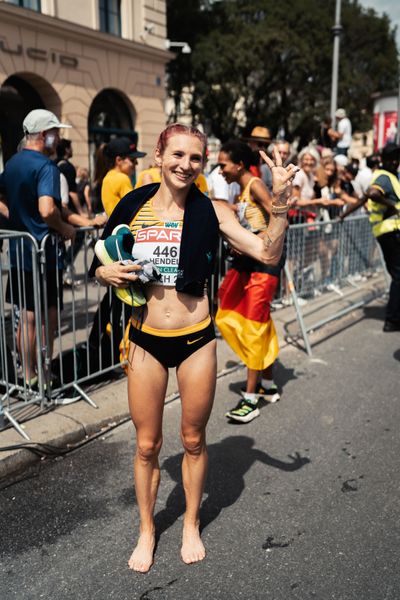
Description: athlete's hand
xmin=260 ymin=147 xmax=299 ymax=204
xmin=96 ymin=262 xmax=142 ymax=288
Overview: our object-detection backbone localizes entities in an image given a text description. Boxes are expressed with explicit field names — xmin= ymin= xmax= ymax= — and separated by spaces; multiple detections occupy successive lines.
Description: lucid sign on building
xmin=0 ymin=41 xmax=79 ymax=69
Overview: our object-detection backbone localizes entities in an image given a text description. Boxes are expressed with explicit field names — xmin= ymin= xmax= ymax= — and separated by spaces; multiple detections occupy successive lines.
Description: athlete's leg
xmin=127 ymin=343 xmax=168 ymax=573
xmin=176 ymin=338 xmax=217 ymax=564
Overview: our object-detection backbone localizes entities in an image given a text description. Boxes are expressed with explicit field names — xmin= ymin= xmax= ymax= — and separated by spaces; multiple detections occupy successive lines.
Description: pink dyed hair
xmin=156 ymin=123 xmax=207 ymax=160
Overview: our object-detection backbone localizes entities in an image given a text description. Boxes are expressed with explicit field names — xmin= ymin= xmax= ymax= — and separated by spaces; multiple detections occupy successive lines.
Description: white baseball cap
xmin=335 ymin=108 xmax=346 ymax=119
xmin=23 ymin=109 xmax=72 ymax=134
xmin=334 ymin=154 xmax=348 ymax=166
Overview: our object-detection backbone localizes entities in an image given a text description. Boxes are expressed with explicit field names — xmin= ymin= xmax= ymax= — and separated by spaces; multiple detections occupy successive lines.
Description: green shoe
xmin=225 ymin=398 xmax=260 ymax=423
xmin=94 ymin=225 xmax=146 ymax=307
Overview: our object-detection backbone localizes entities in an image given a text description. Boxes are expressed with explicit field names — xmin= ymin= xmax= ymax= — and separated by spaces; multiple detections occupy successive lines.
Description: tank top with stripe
xmin=129 ymin=198 xmax=183 ymax=287
xmin=237 ymin=176 xmax=269 ymax=233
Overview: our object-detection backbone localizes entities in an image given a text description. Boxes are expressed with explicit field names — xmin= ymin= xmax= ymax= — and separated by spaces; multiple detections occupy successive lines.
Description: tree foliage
xmin=166 ymin=0 xmax=399 ymax=141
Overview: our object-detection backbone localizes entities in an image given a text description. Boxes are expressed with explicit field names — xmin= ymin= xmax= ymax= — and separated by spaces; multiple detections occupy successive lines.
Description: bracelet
xmin=271 ymin=203 xmax=289 ymax=214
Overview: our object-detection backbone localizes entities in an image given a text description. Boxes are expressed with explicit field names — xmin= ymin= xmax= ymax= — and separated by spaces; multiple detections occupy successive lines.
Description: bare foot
xmin=181 ymin=522 xmax=206 ymax=564
xmin=128 ymin=531 xmax=155 ymax=573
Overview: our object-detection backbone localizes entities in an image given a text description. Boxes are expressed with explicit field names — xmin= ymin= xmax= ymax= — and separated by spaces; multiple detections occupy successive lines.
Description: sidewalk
xmin=0 ymin=274 xmax=387 ymax=484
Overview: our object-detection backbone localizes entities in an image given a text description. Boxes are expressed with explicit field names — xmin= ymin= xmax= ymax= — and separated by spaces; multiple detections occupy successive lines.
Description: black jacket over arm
xmin=89 ymin=183 xmax=220 ymax=297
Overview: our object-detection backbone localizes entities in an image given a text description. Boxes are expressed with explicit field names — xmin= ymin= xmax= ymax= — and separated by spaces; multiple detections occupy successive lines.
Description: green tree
xmin=166 ymin=0 xmax=399 ymax=141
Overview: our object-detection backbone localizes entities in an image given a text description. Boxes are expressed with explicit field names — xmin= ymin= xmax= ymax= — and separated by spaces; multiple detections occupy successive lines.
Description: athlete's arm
xmin=215 ymin=149 xmax=298 ymax=266
xmin=215 ymin=202 xmax=287 ymax=266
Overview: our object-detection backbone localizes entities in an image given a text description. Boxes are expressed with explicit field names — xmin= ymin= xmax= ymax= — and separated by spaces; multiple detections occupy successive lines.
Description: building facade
xmin=0 ymin=0 xmax=171 ymax=170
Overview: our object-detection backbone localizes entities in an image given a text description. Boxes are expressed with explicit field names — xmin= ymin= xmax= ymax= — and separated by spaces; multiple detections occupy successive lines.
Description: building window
xmin=99 ymin=0 xmax=121 ymax=37
xmin=6 ymin=0 xmax=41 ymax=11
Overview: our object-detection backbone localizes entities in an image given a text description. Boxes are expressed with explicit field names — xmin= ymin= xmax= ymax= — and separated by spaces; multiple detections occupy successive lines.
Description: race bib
xmin=133 ymin=222 xmax=182 ymax=286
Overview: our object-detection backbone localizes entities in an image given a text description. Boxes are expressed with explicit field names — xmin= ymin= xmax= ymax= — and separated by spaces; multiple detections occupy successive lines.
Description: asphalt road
xmin=1 ymin=301 xmax=399 ymax=600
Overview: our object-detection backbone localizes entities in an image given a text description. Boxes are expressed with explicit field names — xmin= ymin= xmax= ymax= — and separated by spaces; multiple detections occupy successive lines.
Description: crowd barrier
xmin=278 ymin=215 xmax=387 ymax=355
xmin=0 ymin=215 xmax=387 ymax=437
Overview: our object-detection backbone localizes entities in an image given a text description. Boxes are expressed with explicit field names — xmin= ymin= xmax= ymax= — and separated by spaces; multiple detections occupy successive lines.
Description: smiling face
xmin=156 ymin=134 xmax=205 ymax=189
xmin=301 ymin=153 xmax=317 ymax=175
xmin=218 ymin=151 xmax=241 ymax=184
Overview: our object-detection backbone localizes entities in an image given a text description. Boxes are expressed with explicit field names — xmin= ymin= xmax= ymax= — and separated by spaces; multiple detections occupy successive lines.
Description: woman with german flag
xmin=216 ymin=140 xmax=286 ymax=423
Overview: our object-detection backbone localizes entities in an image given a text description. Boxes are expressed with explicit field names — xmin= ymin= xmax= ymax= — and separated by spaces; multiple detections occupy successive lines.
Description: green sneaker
xmin=94 ymin=224 xmax=134 ymax=264
xmin=94 ymin=225 xmax=146 ymax=307
xmin=225 ymin=398 xmax=260 ymax=423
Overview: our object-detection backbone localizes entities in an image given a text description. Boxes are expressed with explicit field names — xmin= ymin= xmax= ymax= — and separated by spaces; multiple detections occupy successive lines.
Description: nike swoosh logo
xmin=187 ymin=336 xmax=204 ymax=345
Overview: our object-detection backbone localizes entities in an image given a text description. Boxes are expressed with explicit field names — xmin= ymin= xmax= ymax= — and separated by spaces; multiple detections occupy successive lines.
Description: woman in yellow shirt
xmin=100 ymin=137 xmax=146 ymax=216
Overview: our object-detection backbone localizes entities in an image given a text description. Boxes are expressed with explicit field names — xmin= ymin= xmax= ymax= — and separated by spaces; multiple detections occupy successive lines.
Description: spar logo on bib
xmin=134 ymin=225 xmax=182 ymax=286
xmin=136 ymin=227 xmax=181 ymax=243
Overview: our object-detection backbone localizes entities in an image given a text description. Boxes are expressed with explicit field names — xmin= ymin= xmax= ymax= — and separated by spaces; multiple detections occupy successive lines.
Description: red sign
xmin=383 ymin=111 xmax=398 ymax=145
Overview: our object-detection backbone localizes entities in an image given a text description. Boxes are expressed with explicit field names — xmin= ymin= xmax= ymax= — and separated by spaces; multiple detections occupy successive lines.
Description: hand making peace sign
xmin=259 ymin=147 xmax=299 ymax=205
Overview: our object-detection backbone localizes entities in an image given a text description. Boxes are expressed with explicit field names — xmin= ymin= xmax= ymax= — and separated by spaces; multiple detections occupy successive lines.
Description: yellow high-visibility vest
xmin=367 ymin=169 xmax=400 ymax=237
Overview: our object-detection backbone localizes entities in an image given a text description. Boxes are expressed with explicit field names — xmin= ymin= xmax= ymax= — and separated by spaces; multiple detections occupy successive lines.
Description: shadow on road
xmin=154 ymin=436 xmax=310 ymax=539
xmin=363 ymin=304 xmax=386 ymax=322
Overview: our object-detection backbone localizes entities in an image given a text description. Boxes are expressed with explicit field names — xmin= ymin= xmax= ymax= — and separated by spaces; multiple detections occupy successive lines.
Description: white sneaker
xmin=326 ymin=282 xmax=343 ymax=296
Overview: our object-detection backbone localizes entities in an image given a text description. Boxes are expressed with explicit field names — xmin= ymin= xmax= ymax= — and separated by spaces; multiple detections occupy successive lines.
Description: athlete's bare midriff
xmin=137 ymin=284 xmax=209 ymax=330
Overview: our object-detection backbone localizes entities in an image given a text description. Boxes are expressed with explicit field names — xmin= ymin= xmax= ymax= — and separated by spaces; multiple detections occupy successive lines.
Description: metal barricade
xmin=40 ymin=227 xmax=129 ymax=408
xmin=1 ymin=226 xmax=131 ymax=438
xmin=0 ymin=230 xmax=45 ymax=439
xmin=274 ymin=215 xmax=387 ymax=354
xmin=0 ymin=216 xmax=388 ymax=436
xmin=282 ymin=215 xmax=383 ymax=301
xmin=209 ymin=215 xmax=387 ymax=356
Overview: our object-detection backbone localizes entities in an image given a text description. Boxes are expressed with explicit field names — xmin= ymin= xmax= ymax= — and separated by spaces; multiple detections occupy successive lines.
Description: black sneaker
xmin=225 ymin=399 xmax=260 ymax=423
xmin=241 ymin=384 xmax=280 ymax=403
xmin=383 ymin=320 xmax=400 ymax=332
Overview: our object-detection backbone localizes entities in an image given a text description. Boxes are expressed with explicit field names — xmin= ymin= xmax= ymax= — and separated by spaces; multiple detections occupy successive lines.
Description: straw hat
xmin=245 ymin=126 xmax=272 ymax=143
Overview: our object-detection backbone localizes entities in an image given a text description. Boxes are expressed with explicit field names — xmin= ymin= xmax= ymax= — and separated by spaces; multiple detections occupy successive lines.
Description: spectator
xmin=333 ymin=108 xmax=352 ymax=157
xmin=314 ymin=158 xmax=344 ymax=290
xmin=207 ymin=163 xmax=240 ymax=205
xmin=56 ymin=139 xmax=83 ymax=215
xmin=76 ymin=167 xmax=92 ymax=215
xmin=339 ymin=164 xmax=360 ymax=211
xmin=261 ymin=140 xmax=292 ymax=194
xmin=134 ymin=164 xmax=161 ymax=188
xmin=353 ymin=154 xmax=380 ymax=198
xmin=318 ymin=115 xmax=337 ymax=153
xmin=290 ymin=146 xmax=320 ymax=218
xmin=366 ymin=143 xmax=400 ymax=331
xmin=91 ymin=143 xmax=108 ymax=215
xmin=216 ymin=140 xmax=283 ymax=423
xmin=100 ymin=137 xmax=146 ymax=217
xmin=0 ymin=109 xmax=75 ymax=385
xmin=244 ymin=126 xmax=272 ymax=181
